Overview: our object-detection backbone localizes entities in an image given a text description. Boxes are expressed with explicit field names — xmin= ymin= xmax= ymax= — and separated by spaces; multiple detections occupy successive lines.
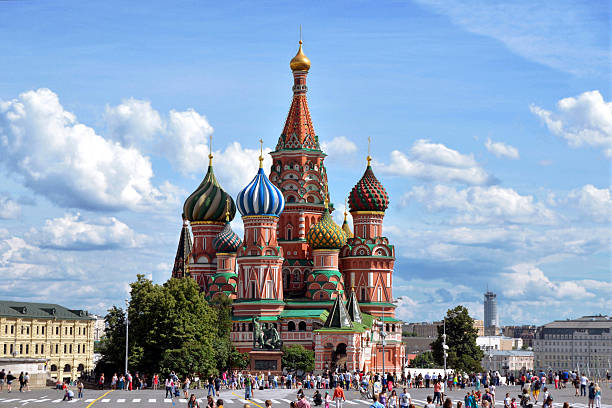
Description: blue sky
xmin=0 ymin=0 xmax=609 ymax=325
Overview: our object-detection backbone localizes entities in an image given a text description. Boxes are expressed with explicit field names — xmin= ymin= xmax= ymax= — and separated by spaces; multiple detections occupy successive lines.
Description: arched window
xmin=63 ymin=364 xmax=71 ymax=372
xmin=298 ymin=321 xmax=307 ymax=331
xmin=287 ymin=321 xmax=296 ymax=332
xmin=248 ymin=323 xmax=254 ymax=332
xmin=287 ymin=228 xmax=292 ymax=240
xmin=287 ymin=196 xmax=296 ymax=203
xmin=77 ymin=364 xmax=85 ymax=372
xmin=386 ymin=324 xmax=390 ymax=332
xmin=391 ymin=324 xmax=396 ymax=332
xmin=242 ymin=323 xmax=246 ymax=332
xmin=50 ymin=364 xmax=58 ymax=372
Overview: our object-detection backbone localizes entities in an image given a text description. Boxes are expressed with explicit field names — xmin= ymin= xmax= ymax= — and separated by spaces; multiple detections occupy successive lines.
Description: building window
xmin=20 ymin=344 xmax=23 ymax=354
xmin=41 ymin=344 xmax=44 ymax=354
xmin=36 ymin=326 xmax=39 ymax=335
xmin=35 ymin=344 xmax=39 ymax=354
xmin=69 ymin=345 xmax=73 ymax=353
xmin=3 ymin=344 xmax=6 ymax=354
xmin=42 ymin=326 xmax=45 ymax=335
xmin=55 ymin=326 xmax=59 ymax=335
xmin=55 ymin=344 xmax=59 ymax=354
xmin=363 ymin=225 xmax=366 ymax=237
xmin=288 ymin=321 xmax=296 ymax=332
xmin=10 ymin=344 xmax=13 ymax=354
xmin=361 ymin=288 xmax=366 ymax=301
xmin=70 ymin=327 xmax=73 ymax=335
xmin=25 ymin=344 xmax=29 ymax=354
xmin=287 ymin=228 xmax=292 ymax=240
xmin=250 ymin=282 xmax=256 ymax=298
xmin=298 ymin=321 xmax=307 ymax=331
xmin=377 ymin=287 xmax=382 ymax=302
xmin=64 ymin=344 xmax=67 ymax=354
xmin=10 ymin=325 xmax=14 ymax=334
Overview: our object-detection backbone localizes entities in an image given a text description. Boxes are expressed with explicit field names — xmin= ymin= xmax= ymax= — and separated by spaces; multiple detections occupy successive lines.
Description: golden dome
xmin=290 ymin=41 xmax=311 ymax=71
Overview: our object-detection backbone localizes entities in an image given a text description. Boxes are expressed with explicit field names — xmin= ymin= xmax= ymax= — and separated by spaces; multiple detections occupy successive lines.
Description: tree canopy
xmin=281 ymin=344 xmax=314 ymax=372
xmin=430 ymin=305 xmax=484 ymax=373
xmin=98 ymin=275 xmax=231 ymax=378
xmin=409 ymin=351 xmax=437 ymax=368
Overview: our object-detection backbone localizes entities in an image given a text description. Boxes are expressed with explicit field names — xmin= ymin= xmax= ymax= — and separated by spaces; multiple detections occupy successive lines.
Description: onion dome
xmin=206 ymin=272 xmax=238 ymax=300
xmin=213 ymin=222 xmax=242 ymax=253
xmin=348 ymin=157 xmax=389 ymax=212
xmin=237 ymin=154 xmax=285 ymax=217
xmin=183 ymin=155 xmax=236 ymax=222
xmin=341 ymin=205 xmax=353 ymax=238
xmin=306 ymin=206 xmax=347 ymax=250
xmin=290 ymin=40 xmax=311 ymax=71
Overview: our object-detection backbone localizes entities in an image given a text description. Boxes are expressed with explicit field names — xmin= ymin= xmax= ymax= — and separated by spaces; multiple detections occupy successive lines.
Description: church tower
xmin=234 ymin=146 xmax=286 ymax=317
xmin=182 ymin=144 xmax=236 ymax=291
xmin=269 ymin=41 xmax=330 ymax=297
xmin=340 ymin=152 xmax=396 ymax=318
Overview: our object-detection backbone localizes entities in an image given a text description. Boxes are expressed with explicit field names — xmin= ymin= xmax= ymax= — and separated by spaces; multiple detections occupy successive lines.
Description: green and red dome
xmin=348 ymin=165 xmax=389 ymax=212
xmin=213 ymin=222 xmax=242 ymax=253
xmin=183 ymin=164 xmax=236 ymax=222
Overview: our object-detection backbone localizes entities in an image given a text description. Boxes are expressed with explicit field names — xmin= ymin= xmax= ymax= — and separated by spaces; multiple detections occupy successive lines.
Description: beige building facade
xmin=0 ymin=301 xmax=95 ymax=381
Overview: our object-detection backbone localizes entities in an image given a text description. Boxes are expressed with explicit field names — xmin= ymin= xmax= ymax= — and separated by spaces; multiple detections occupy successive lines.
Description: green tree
xmin=98 ymin=275 xmax=220 ymax=377
xmin=431 ymin=306 xmax=484 ymax=373
xmin=209 ymin=295 xmax=234 ymax=372
xmin=409 ymin=351 xmax=437 ymax=368
xmin=282 ymin=345 xmax=314 ymax=372
xmin=229 ymin=346 xmax=250 ymax=370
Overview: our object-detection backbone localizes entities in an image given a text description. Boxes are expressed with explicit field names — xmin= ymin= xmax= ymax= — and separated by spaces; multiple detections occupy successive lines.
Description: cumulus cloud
xmin=0 ymin=193 xmax=20 ymax=219
xmin=104 ymin=98 xmax=163 ymax=148
xmin=501 ymin=263 xmax=594 ymax=299
xmin=377 ymin=139 xmax=496 ymax=185
xmin=530 ymin=90 xmax=612 ymax=157
xmin=485 ymin=138 xmax=519 ymax=159
xmin=320 ymin=136 xmax=358 ymax=159
xmin=29 ymin=213 xmax=144 ymax=250
xmin=212 ymin=142 xmax=273 ymax=193
xmin=566 ymin=184 xmax=611 ymax=222
xmin=0 ymin=89 xmax=179 ymax=212
xmin=162 ymin=109 xmax=214 ymax=174
xmin=403 ymin=184 xmax=556 ymax=225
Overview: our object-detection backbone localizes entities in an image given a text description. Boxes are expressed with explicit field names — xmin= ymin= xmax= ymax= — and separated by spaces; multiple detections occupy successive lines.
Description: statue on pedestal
xmin=252 ymin=317 xmax=283 ymax=350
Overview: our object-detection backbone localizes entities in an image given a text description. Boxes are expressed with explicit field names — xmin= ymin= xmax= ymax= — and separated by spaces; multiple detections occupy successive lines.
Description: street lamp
xmin=443 ymin=318 xmax=449 ymax=380
xmin=125 ymin=299 xmax=129 ymax=376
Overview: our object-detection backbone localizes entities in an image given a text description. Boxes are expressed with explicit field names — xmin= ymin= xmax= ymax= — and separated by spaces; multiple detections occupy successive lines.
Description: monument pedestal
xmin=249 ymin=350 xmax=283 ymax=373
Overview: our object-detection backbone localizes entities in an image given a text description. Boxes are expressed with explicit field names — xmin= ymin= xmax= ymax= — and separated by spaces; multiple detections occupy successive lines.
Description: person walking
xmin=400 ymin=387 xmax=411 ymax=408
xmin=580 ymin=375 xmax=588 ymax=397
xmin=77 ymin=380 xmax=84 ymax=399
xmin=593 ymin=384 xmax=601 ymax=408
xmin=188 ymin=394 xmax=200 ymax=408
xmin=588 ymin=382 xmax=595 ymax=408
xmin=165 ymin=377 xmax=172 ymax=398
xmin=0 ymin=369 xmax=4 ymax=391
xmin=388 ymin=390 xmax=399 ymax=408
xmin=18 ymin=372 xmax=24 ymax=392
xmin=333 ymin=383 xmax=346 ymax=408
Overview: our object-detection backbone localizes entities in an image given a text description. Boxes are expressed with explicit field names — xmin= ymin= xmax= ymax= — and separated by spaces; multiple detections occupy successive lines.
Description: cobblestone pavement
xmin=0 ymin=384 xmax=609 ymax=408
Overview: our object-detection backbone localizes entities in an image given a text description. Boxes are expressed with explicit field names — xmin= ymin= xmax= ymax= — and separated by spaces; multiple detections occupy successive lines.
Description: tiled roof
xmin=0 ymin=301 xmax=94 ymax=321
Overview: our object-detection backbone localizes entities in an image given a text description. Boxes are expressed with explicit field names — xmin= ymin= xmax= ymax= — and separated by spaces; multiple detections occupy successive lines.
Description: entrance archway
xmin=331 ymin=343 xmax=348 ymax=371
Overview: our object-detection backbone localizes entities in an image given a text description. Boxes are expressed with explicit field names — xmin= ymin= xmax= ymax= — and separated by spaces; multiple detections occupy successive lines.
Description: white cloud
xmin=377 ymin=139 xmax=495 ymax=185
xmin=0 ymin=194 xmax=20 ymax=219
xmin=414 ymin=0 xmax=608 ymax=76
xmin=30 ymin=213 xmax=144 ymax=250
xmin=104 ymin=98 xmax=163 ymax=148
xmin=0 ymin=89 xmax=179 ymax=212
xmin=566 ymin=184 xmax=612 ymax=222
xmin=403 ymin=184 xmax=556 ymax=225
xmin=212 ymin=142 xmax=273 ymax=194
xmin=320 ymin=136 xmax=358 ymax=158
xmin=162 ymin=109 xmax=214 ymax=175
xmin=501 ymin=263 xmax=594 ymax=299
xmin=485 ymin=138 xmax=519 ymax=159
xmin=530 ymin=90 xmax=612 ymax=157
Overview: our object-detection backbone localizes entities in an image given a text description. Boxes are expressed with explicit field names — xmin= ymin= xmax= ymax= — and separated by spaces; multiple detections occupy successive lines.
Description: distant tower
xmin=484 ymin=291 xmax=499 ymax=335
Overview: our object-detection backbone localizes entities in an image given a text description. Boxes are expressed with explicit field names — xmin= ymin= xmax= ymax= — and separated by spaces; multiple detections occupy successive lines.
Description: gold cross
xmin=367 ymin=137 xmax=372 ymax=166
xmin=208 ymin=134 xmax=213 ymax=165
xmin=259 ymin=139 xmax=264 ymax=167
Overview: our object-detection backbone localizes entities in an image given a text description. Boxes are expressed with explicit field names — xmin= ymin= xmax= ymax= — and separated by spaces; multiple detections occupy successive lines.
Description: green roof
xmin=233 ymin=299 xmax=285 ymax=305
xmin=232 ymin=316 xmax=278 ymax=322
xmin=0 ymin=301 xmax=94 ymax=321
xmin=279 ymin=309 xmax=328 ymax=319
xmin=380 ymin=316 xmax=402 ymax=322
xmin=359 ymin=302 xmax=397 ymax=307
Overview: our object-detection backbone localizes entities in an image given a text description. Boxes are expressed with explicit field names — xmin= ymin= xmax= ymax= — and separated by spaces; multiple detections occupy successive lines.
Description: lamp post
xmin=443 ymin=318 xmax=448 ymax=380
xmin=125 ymin=299 xmax=129 ymax=376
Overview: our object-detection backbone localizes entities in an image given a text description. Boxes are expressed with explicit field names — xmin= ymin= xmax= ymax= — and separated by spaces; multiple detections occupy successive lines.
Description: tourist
xmin=62 ymin=388 xmax=74 ymax=401
xmin=333 ymin=382 xmax=346 ymax=408
xmin=442 ymin=399 xmax=452 ymax=408
xmin=298 ymin=393 xmax=312 ymax=408
xmin=0 ymin=369 xmax=4 ymax=391
xmin=244 ymin=375 xmax=252 ymax=399
xmin=388 ymin=390 xmax=399 ymax=408
xmin=188 ymin=394 xmax=200 ymax=408
xmin=588 ymin=382 xmax=595 ymax=408
xmin=313 ymin=390 xmax=323 ymax=406
xmin=207 ymin=395 xmax=216 ymax=408
xmin=265 ymin=400 xmax=271 ymax=408
xmin=580 ymin=375 xmax=588 ymax=397
xmin=380 ymin=390 xmax=387 ymax=407
xmin=153 ymin=373 xmax=159 ymax=390
xmin=520 ymin=389 xmax=532 ymax=408
xmin=594 ymin=384 xmax=601 ymax=408
xmin=504 ymin=393 xmax=511 ymax=408
xmin=165 ymin=377 xmax=172 ymax=398
xmin=531 ymin=379 xmax=541 ymax=403
xmin=400 ymin=387 xmax=411 ymax=408
xmin=98 ymin=373 xmax=105 ymax=390
xmin=218 ymin=399 xmax=226 ymax=408
xmin=424 ymin=396 xmax=435 ymax=408
xmin=18 ymin=372 xmax=24 ymax=392
xmin=77 ymin=380 xmax=84 ymax=399
xmin=433 ymin=381 xmax=442 ymax=405
xmin=111 ymin=373 xmax=118 ymax=390
xmin=23 ymin=372 xmax=30 ymax=392
xmin=184 ymin=376 xmax=191 ymax=398
xmin=370 ymin=394 xmax=385 ymax=408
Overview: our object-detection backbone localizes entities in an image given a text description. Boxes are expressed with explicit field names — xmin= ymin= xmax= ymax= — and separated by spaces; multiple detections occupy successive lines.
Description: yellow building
xmin=0 ymin=301 xmax=95 ymax=381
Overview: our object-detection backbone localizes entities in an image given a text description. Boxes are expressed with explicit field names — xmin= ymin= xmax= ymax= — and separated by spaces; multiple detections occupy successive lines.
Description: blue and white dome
xmin=237 ymin=167 xmax=285 ymax=217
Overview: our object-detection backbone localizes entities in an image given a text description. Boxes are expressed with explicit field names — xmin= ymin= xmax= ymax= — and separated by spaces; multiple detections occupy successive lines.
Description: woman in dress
xmin=387 ymin=390 xmax=398 ymax=408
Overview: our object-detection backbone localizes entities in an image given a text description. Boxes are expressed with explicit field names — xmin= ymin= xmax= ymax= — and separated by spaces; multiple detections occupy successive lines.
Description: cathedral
xmin=172 ymin=41 xmax=405 ymax=375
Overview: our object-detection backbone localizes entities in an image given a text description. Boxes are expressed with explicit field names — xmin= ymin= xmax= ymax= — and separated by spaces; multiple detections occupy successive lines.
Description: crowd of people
xmin=0 ymin=369 xmax=30 ymax=393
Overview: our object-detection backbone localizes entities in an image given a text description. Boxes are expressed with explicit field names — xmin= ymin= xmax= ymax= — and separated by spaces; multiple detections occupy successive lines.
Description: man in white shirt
xmin=580 ymin=375 xmax=588 ymax=396
xmin=400 ymin=387 xmax=411 ymax=408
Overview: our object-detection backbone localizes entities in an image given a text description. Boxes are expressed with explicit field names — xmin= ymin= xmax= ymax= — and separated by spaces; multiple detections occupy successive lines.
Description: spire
xmin=367 ymin=136 xmax=372 ymax=166
xmin=259 ymin=138 xmax=264 ymax=168
xmin=346 ymin=288 xmax=363 ymax=324
xmin=171 ymin=214 xmax=193 ymax=278
xmin=276 ymin=40 xmax=319 ymax=151
xmin=208 ymin=134 xmax=213 ymax=167
xmin=342 ymin=198 xmax=353 ymax=238
xmin=323 ymin=293 xmax=353 ymax=329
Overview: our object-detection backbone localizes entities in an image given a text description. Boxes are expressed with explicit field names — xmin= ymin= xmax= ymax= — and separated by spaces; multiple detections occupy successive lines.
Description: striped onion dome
xmin=306 ymin=208 xmax=347 ymax=250
xmin=348 ymin=164 xmax=389 ymax=212
xmin=183 ymin=164 xmax=236 ymax=222
xmin=237 ymin=167 xmax=285 ymax=217
xmin=212 ymin=222 xmax=242 ymax=253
